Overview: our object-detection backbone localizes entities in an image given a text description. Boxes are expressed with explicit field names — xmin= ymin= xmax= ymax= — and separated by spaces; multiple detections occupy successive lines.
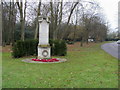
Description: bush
xmin=49 ymin=39 xmax=54 ymax=56
xmin=12 ymin=39 xmax=67 ymax=58
xmin=67 ymin=41 xmax=74 ymax=44
xmin=53 ymin=40 xmax=67 ymax=56
xmin=12 ymin=40 xmax=38 ymax=58
xmin=60 ymin=40 xmax=67 ymax=56
xmin=12 ymin=40 xmax=24 ymax=58
xmin=66 ymin=40 xmax=74 ymax=44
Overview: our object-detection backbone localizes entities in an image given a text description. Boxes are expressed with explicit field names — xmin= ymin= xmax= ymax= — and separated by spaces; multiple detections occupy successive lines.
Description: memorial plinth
xmin=38 ymin=16 xmax=51 ymax=58
xmin=22 ymin=16 xmax=67 ymax=63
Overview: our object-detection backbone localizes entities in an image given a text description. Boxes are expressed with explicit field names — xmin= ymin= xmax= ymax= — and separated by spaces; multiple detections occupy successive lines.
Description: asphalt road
xmin=101 ymin=42 xmax=120 ymax=59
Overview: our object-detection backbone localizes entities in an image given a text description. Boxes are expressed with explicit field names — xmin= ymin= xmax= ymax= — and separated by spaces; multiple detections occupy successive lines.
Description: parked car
xmin=117 ymin=40 xmax=120 ymax=44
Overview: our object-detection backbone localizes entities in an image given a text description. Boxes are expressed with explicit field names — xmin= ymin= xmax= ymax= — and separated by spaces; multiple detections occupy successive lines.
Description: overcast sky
xmin=96 ymin=0 xmax=119 ymax=32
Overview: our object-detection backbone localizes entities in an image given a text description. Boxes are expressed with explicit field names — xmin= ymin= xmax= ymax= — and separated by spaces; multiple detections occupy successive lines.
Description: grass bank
xmin=2 ymin=42 xmax=118 ymax=88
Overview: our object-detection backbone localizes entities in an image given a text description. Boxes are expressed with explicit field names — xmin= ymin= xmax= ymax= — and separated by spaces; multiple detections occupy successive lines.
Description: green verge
xmin=0 ymin=52 xmax=2 ymax=89
xmin=2 ymin=42 xmax=118 ymax=88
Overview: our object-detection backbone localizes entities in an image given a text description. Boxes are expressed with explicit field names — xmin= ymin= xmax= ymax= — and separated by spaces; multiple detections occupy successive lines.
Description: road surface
xmin=101 ymin=42 xmax=120 ymax=59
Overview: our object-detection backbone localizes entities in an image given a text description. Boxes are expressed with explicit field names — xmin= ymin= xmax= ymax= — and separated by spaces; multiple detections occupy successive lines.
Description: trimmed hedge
xmin=12 ymin=39 xmax=67 ymax=58
xmin=12 ymin=40 xmax=38 ymax=58
xmin=53 ymin=40 xmax=67 ymax=56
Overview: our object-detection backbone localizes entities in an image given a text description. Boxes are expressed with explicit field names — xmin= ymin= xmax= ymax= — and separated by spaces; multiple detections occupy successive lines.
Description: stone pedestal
xmin=38 ymin=46 xmax=51 ymax=58
xmin=38 ymin=16 xmax=51 ymax=58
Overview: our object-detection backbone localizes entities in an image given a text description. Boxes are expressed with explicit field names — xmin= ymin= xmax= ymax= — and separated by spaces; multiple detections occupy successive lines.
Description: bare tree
xmin=34 ymin=0 xmax=41 ymax=39
xmin=73 ymin=6 xmax=78 ymax=42
xmin=50 ymin=1 xmax=54 ymax=39
xmin=57 ymin=1 xmax=63 ymax=39
xmin=2 ymin=1 xmax=17 ymax=46
xmin=16 ymin=0 xmax=27 ymax=41
xmin=61 ymin=2 xmax=79 ymax=39
xmin=11 ymin=0 xmax=17 ymax=45
xmin=0 ymin=1 xmax=2 ymax=46
xmin=50 ymin=1 xmax=61 ymax=40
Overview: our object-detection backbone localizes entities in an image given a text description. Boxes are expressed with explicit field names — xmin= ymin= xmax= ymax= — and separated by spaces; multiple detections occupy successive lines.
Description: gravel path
xmin=101 ymin=42 xmax=120 ymax=59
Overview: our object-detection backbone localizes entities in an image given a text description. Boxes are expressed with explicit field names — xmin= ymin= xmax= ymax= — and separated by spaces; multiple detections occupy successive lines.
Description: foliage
xmin=12 ymin=39 xmax=67 ymax=58
xmin=105 ymin=38 xmax=119 ymax=41
xmin=60 ymin=40 xmax=67 ymax=56
xmin=49 ymin=39 xmax=54 ymax=55
xmin=15 ymin=23 xmax=34 ymax=41
xmin=106 ymin=31 xmax=119 ymax=41
xmin=12 ymin=40 xmax=38 ymax=58
xmin=53 ymin=40 xmax=67 ymax=56
xmin=66 ymin=40 xmax=74 ymax=44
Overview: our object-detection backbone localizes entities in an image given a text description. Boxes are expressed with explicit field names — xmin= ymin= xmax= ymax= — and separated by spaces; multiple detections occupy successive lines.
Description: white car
xmin=117 ymin=40 xmax=120 ymax=44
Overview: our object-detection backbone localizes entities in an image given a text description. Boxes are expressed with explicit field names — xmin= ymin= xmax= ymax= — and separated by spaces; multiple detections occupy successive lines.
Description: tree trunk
xmin=7 ymin=2 xmax=12 ymax=45
xmin=11 ymin=0 xmax=16 ymax=46
xmin=0 ymin=2 xmax=2 ymax=46
xmin=67 ymin=2 xmax=79 ymax=25
xmin=34 ymin=23 xmax=39 ymax=39
xmin=50 ymin=1 xmax=54 ymax=39
xmin=20 ymin=11 xmax=24 ymax=41
xmin=34 ymin=0 xmax=41 ymax=39
xmin=80 ymin=37 xmax=83 ymax=47
xmin=61 ymin=2 xmax=79 ymax=39
xmin=16 ymin=0 xmax=26 ymax=41
xmin=2 ymin=2 xmax=5 ymax=46
xmin=53 ymin=3 xmax=59 ymax=40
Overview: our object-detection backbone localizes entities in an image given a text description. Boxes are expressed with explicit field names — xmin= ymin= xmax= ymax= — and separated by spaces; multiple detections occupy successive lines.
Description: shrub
xmin=53 ymin=40 xmax=60 ymax=55
xmin=59 ymin=40 xmax=67 ymax=56
xmin=12 ymin=39 xmax=38 ymax=58
xmin=12 ymin=40 xmax=25 ymax=58
xmin=12 ymin=39 xmax=67 ymax=58
xmin=66 ymin=40 xmax=74 ymax=44
xmin=49 ymin=39 xmax=54 ymax=56
xmin=52 ymin=40 xmax=67 ymax=56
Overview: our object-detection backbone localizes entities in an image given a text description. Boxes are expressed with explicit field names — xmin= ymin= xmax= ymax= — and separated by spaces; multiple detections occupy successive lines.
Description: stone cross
xmin=38 ymin=15 xmax=51 ymax=58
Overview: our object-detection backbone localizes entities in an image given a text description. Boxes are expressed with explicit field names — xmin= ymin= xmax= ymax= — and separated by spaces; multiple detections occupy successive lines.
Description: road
xmin=101 ymin=42 xmax=120 ymax=59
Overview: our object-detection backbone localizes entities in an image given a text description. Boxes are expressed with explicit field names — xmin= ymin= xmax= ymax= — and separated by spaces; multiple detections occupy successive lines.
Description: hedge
xmin=12 ymin=39 xmax=67 ymax=58
xmin=12 ymin=39 xmax=38 ymax=58
xmin=53 ymin=40 xmax=67 ymax=56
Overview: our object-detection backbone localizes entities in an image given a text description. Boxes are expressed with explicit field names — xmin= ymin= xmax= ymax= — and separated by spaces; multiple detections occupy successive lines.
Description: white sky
xmin=96 ymin=0 xmax=119 ymax=32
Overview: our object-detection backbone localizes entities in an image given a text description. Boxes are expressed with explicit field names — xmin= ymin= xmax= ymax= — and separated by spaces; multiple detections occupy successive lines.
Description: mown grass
xmin=0 ymin=51 xmax=2 ymax=89
xmin=2 ymin=42 xmax=118 ymax=88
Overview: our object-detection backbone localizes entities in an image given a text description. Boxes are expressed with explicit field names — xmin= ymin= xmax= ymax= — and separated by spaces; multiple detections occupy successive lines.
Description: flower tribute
xmin=32 ymin=58 xmax=59 ymax=62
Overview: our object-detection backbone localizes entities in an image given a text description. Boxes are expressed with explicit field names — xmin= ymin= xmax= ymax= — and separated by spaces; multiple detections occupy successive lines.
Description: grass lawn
xmin=2 ymin=42 xmax=118 ymax=88
xmin=0 ymin=46 xmax=2 ymax=89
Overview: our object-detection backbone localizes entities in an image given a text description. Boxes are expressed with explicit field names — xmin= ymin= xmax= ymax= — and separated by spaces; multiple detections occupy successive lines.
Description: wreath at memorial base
xmin=31 ymin=58 xmax=59 ymax=62
xmin=42 ymin=50 xmax=48 ymax=57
